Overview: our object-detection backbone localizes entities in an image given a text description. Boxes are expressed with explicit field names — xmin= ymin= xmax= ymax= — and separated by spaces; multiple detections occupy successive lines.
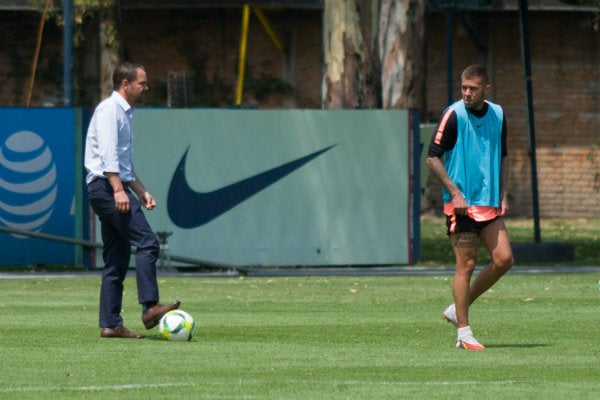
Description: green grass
xmin=1 ymin=273 xmax=599 ymax=399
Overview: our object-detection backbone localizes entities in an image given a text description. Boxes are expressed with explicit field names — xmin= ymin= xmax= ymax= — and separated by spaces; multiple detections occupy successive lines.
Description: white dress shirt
xmin=85 ymin=91 xmax=136 ymax=185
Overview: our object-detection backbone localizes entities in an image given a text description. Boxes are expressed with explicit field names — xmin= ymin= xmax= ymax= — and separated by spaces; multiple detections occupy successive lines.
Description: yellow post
xmin=26 ymin=0 xmax=51 ymax=107
xmin=253 ymin=7 xmax=284 ymax=52
xmin=235 ymin=4 xmax=251 ymax=106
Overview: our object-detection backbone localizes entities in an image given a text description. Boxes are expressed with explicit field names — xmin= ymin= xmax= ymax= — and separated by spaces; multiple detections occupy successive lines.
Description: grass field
xmin=0 ymin=216 xmax=598 ymax=399
xmin=1 ymin=272 xmax=599 ymax=399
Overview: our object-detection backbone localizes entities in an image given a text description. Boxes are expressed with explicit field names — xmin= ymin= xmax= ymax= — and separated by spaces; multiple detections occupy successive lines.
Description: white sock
xmin=457 ymin=326 xmax=482 ymax=345
xmin=457 ymin=326 xmax=473 ymax=341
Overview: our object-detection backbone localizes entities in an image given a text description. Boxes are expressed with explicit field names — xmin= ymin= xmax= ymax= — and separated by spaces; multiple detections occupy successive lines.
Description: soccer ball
xmin=158 ymin=310 xmax=197 ymax=341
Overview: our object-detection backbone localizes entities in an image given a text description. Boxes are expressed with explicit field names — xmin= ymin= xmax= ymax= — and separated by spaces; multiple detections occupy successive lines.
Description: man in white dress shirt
xmin=85 ymin=62 xmax=180 ymax=339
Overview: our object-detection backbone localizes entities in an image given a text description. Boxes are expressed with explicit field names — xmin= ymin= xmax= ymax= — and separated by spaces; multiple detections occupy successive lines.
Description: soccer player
xmin=85 ymin=62 xmax=180 ymax=339
xmin=426 ymin=64 xmax=514 ymax=350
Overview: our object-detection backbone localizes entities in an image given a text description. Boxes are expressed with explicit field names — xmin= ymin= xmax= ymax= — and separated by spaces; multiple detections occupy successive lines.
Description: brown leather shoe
xmin=142 ymin=300 xmax=181 ymax=329
xmin=101 ymin=325 xmax=145 ymax=339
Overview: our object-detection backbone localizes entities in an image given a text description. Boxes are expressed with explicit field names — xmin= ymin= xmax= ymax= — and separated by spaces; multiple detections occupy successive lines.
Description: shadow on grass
xmin=484 ymin=343 xmax=549 ymax=349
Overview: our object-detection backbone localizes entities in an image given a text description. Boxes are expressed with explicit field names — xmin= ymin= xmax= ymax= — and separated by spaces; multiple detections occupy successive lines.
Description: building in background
xmin=0 ymin=0 xmax=598 ymax=218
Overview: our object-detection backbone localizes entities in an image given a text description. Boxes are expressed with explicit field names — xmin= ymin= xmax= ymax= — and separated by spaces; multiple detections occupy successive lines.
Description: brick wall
xmin=120 ymin=8 xmax=323 ymax=108
xmin=0 ymin=12 xmax=63 ymax=106
xmin=0 ymin=8 xmax=598 ymax=218
xmin=424 ymin=11 xmax=600 ymax=218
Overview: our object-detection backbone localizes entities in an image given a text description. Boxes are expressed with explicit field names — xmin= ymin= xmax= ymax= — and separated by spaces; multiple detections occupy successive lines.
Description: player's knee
xmin=494 ymin=252 xmax=514 ymax=272
xmin=466 ymin=258 xmax=478 ymax=273
xmin=457 ymin=258 xmax=477 ymax=275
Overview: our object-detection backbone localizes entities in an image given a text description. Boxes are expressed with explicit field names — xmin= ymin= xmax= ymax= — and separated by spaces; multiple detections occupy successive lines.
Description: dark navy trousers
xmin=87 ymin=178 xmax=160 ymax=328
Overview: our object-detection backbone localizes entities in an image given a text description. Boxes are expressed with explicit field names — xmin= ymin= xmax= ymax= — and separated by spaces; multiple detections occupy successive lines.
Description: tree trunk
xmin=322 ymin=0 xmax=381 ymax=109
xmin=378 ymin=0 xmax=426 ymax=110
xmin=98 ymin=0 xmax=121 ymax=99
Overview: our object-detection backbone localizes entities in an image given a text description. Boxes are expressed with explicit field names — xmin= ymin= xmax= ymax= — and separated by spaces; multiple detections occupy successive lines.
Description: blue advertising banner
xmin=0 ymin=108 xmax=76 ymax=265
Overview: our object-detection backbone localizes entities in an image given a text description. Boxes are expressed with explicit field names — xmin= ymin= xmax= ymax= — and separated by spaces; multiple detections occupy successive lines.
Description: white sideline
xmin=0 ymin=379 xmax=521 ymax=394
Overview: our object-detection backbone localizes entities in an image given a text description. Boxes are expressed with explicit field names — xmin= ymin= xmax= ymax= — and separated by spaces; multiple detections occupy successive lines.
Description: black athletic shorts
xmin=445 ymin=213 xmax=499 ymax=236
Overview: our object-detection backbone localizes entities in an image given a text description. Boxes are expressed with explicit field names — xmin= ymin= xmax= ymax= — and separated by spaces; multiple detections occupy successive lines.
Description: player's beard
xmin=463 ymin=95 xmax=483 ymax=110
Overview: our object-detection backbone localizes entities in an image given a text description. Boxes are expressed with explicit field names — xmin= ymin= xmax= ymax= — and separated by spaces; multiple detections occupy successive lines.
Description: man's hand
xmin=140 ymin=191 xmax=156 ymax=210
xmin=114 ymin=190 xmax=130 ymax=213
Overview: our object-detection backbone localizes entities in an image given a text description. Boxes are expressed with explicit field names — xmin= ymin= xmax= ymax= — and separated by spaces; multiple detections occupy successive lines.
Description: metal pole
xmin=0 ymin=225 xmax=237 ymax=271
xmin=445 ymin=9 xmax=453 ymax=106
xmin=518 ymin=0 xmax=542 ymax=242
xmin=235 ymin=4 xmax=251 ymax=105
xmin=26 ymin=0 xmax=51 ymax=107
xmin=63 ymin=0 xmax=73 ymax=107
xmin=253 ymin=7 xmax=284 ymax=52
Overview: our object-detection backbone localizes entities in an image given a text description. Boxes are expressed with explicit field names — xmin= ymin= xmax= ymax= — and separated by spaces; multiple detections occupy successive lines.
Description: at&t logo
xmin=0 ymin=131 xmax=57 ymax=236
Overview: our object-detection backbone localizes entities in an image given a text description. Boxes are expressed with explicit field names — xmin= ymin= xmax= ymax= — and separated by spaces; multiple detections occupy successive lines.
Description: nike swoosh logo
xmin=167 ymin=145 xmax=336 ymax=228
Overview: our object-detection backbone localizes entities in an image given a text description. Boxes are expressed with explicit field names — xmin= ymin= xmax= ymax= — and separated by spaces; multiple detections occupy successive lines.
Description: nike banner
xmin=97 ymin=109 xmax=421 ymax=266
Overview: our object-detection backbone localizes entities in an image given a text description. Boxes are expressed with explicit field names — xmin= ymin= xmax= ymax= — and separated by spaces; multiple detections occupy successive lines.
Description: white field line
xmin=0 ymin=379 xmax=522 ymax=394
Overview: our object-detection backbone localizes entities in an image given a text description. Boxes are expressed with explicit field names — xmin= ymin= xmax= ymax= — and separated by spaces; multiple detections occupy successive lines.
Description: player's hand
xmin=141 ymin=192 xmax=156 ymax=210
xmin=114 ymin=191 xmax=130 ymax=213
xmin=500 ymin=198 xmax=509 ymax=216
xmin=452 ymin=192 xmax=468 ymax=215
